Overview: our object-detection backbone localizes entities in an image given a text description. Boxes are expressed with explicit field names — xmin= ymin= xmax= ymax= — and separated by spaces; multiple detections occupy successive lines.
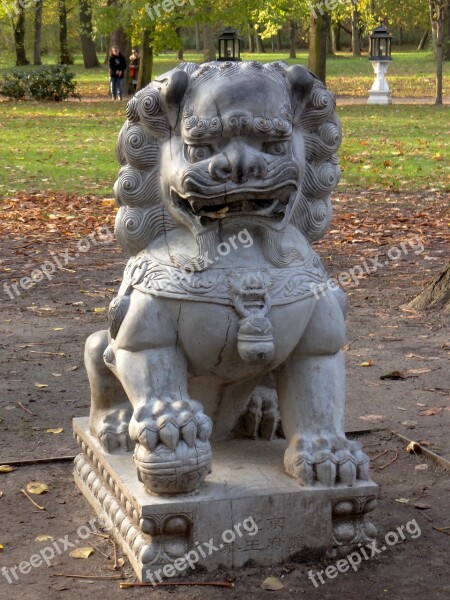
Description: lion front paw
xmin=129 ymin=398 xmax=212 ymax=494
xmin=90 ymin=407 xmax=134 ymax=453
xmin=284 ymin=435 xmax=370 ymax=487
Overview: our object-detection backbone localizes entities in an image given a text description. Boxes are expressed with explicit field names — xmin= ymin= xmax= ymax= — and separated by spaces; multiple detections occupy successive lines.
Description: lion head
xmin=114 ymin=61 xmax=341 ymax=269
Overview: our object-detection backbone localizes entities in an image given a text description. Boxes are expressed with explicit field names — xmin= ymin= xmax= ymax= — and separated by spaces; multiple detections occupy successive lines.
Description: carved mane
xmin=113 ymin=61 xmax=341 ymax=257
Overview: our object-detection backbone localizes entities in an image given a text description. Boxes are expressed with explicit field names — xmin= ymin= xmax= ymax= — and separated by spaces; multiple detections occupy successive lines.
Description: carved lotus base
xmin=73 ymin=417 xmax=378 ymax=582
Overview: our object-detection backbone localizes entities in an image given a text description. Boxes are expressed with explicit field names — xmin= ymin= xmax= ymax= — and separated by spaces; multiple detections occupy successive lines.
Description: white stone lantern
xmin=368 ymin=23 xmax=393 ymax=105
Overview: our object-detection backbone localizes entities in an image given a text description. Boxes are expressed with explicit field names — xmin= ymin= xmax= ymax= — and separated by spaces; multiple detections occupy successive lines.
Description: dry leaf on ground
xmin=69 ymin=547 xmax=94 ymax=559
xmin=261 ymin=576 xmax=285 ymax=591
xmin=360 ymin=414 xmax=385 ymax=422
xmin=26 ymin=482 xmax=49 ymax=495
xmin=0 ymin=466 xmax=14 ymax=473
xmin=46 ymin=428 xmax=64 ymax=434
xmin=419 ymin=406 xmax=446 ymax=416
xmin=35 ymin=535 xmax=54 ymax=542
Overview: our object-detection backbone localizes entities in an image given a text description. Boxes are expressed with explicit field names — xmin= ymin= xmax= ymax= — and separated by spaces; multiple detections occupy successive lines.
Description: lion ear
xmin=287 ymin=65 xmax=315 ymax=123
xmin=157 ymin=69 xmax=189 ymax=129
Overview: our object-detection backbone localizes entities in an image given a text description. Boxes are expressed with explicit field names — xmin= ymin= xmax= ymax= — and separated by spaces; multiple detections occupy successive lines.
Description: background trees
xmin=0 ymin=0 xmax=447 ymax=88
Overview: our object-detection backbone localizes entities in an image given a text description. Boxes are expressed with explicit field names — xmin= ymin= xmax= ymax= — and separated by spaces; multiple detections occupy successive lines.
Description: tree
xmin=351 ymin=0 xmax=361 ymax=56
xmin=407 ymin=262 xmax=450 ymax=312
xmin=309 ymin=11 xmax=329 ymax=83
xmin=33 ymin=0 xmax=44 ymax=65
xmin=12 ymin=1 xmax=29 ymax=65
xmin=79 ymin=0 xmax=99 ymax=68
xmin=59 ymin=0 xmax=73 ymax=64
xmin=429 ymin=0 xmax=449 ymax=104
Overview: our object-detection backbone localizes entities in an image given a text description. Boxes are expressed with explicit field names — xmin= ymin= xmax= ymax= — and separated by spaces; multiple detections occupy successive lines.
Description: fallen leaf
xmin=107 ymin=557 xmax=125 ymax=571
xmin=380 ymin=371 xmax=405 ymax=380
xmin=406 ymin=441 xmax=421 ymax=453
xmin=67 ymin=366 xmax=78 ymax=371
xmin=419 ymin=406 xmax=445 ymax=416
xmin=261 ymin=576 xmax=285 ymax=591
xmin=46 ymin=428 xmax=64 ymax=434
xmin=414 ymin=502 xmax=431 ymax=510
xmin=415 ymin=464 xmax=429 ymax=471
xmin=34 ymin=383 xmax=48 ymax=388
xmin=402 ymin=420 xmax=417 ymax=428
xmin=0 ymin=544 xmax=3 ymax=551
xmin=93 ymin=307 xmax=106 ymax=313
xmin=35 ymin=535 xmax=54 ymax=542
xmin=0 ymin=466 xmax=14 ymax=473
xmin=416 ymin=403 xmax=428 ymax=407
xmin=26 ymin=481 xmax=49 ymax=495
xmin=69 ymin=547 xmax=94 ymax=559
xmin=359 ymin=414 xmax=385 ymax=422
xmin=361 ymin=360 xmax=374 ymax=367
xmin=395 ymin=498 xmax=410 ymax=504
xmin=51 ymin=373 xmax=62 ymax=377
xmin=52 ymin=327 xmax=64 ymax=331
xmin=0 ymin=491 xmax=3 ymax=498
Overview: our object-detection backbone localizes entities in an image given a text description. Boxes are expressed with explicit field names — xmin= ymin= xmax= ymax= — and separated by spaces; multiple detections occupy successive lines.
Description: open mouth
xmin=170 ymin=183 xmax=297 ymax=225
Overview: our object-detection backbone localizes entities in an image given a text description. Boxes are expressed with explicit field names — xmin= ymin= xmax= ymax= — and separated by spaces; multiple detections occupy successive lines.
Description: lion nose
xmin=209 ymin=146 xmax=267 ymax=183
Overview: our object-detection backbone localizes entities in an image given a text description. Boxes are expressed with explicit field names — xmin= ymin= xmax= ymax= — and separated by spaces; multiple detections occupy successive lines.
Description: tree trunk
xmin=203 ymin=22 xmax=215 ymax=61
xmin=309 ymin=12 xmax=329 ymax=84
xmin=407 ymin=262 xmax=450 ymax=312
xmin=289 ymin=20 xmax=297 ymax=59
xmin=430 ymin=0 xmax=446 ymax=104
xmin=351 ymin=4 xmax=361 ymax=56
xmin=176 ymin=27 xmax=184 ymax=60
xmin=398 ymin=25 xmax=404 ymax=46
xmin=79 ymin=0 xmax=99 ymax=68
xmin=331 ymin=23 xmax=341 ymax=52
xmin=59 ymin=0 xmax=73 ymax=64
xmin=194 ymin=22 xmax=201 ymax=51
xmin=33 ymin=0 xmax=43 ymax=65
xmin=327 ymin=25 xmax=334 ymax=55
xmin=137 ymin=29 xmax=153 ymax=90
xmin=13 ymin=1 xmax=29 ymax=66
xmin=248 ymin=27 xmax=256 ymax=53
xmin=255 ymin=31 xmax=266 ymax=53
xmin=276 ymin=30 xmax=282 ymax=51
xmin=418 ymin=29 xmax=429 ymax=50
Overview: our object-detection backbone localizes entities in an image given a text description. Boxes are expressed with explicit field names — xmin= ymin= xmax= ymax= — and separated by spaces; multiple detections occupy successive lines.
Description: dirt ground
xmin=0 ymin=191 xmax=449 ymax=600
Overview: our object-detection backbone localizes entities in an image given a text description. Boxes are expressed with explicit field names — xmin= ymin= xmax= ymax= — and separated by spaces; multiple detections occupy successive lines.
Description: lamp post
xmin=368 ymin=23 xmax=393 ymax=105
xmin=216 ymin=27 xmax=242 ymax=62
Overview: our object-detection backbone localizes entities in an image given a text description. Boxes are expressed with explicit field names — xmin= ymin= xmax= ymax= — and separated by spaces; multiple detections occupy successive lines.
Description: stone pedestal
xmin=74 ymin=418 xmax=378 ymax=582
xmin=368 ymin=60 xmax=392 ymax=105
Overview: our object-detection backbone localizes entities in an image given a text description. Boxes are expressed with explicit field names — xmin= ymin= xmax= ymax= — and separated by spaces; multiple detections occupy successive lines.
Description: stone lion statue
xmin=85 ymin=60 xmax=370 ymax=494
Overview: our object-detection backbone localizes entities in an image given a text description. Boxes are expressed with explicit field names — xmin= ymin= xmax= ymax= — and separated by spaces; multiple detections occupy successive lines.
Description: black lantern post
xmin=367 ymin=22 xmax=393 ymax=104
xmin=369 ymin=23 xmax=392 ymax=62
xmin=216 ymin=27 xmax=242 ymax=62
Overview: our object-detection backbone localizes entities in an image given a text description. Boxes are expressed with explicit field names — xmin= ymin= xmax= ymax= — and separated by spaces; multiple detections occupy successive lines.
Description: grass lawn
xmin=0 ymin=49 xmax=449 ymax=98
xmin=0 ymin=101 xmax=448 ymax=199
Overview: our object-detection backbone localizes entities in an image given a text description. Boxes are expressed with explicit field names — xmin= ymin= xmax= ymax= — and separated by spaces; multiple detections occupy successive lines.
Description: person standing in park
xmin=129 ymin=48 xmax=140 ymax=94
xmin=109 ymin=46 xmax=126 ymax=100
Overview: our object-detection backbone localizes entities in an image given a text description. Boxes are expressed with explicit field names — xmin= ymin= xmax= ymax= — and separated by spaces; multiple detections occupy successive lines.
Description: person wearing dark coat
xmin=109 ymin=46 xmax=127 ymax=100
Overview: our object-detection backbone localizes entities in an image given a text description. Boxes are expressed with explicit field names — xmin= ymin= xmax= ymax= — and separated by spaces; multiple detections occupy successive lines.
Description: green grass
xmin=1 ymin=49 xmax=449 ymax=98
xmin=0 ymin=103 xmax=123 ymax=197
xmin=0 ymin=102 xmax=448 ymax=199
xmin=338 ymin=105 xmax=450 ymax=192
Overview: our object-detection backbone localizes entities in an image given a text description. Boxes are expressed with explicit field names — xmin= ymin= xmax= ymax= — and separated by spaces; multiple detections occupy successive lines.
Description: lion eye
xmin=264 ymin=141 xmax=289 ymax=156
xmin=186 ymin=145 xmax=214 ymax=163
